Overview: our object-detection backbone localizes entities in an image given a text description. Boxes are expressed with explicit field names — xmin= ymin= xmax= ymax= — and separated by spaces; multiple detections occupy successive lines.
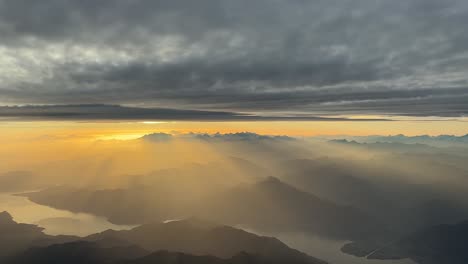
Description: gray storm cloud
xmin=0 ymin=0 xmax=467 ymax=118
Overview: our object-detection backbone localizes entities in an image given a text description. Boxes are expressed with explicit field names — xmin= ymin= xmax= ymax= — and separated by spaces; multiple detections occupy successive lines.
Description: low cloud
xmin=0 ymin=104 xmax=390 ymax=121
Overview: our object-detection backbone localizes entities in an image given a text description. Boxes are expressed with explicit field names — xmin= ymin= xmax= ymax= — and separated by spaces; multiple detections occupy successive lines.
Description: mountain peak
xmin=263 ymin=176 xmax=283 ymax=184
xmin=163 ymin=217 xmax=217 ymax=230
xmin=257 ymin=176 xmax=297 ymax=192
xmin=0 ymin=211 xmax=13 ymax=223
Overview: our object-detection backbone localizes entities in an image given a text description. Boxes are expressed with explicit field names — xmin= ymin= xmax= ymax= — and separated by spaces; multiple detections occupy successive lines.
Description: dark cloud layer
xmin=0 ymin=104 xmax=390 ymax=121
xmin=0 ymin=0 xmax=467 ymax=118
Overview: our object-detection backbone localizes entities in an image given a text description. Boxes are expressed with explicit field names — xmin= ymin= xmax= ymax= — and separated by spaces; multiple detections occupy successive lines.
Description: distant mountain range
xmin=328 ymin=134 xmax=468 ymax=147
xmin=141 ymin=132 xmax=295 ymax=142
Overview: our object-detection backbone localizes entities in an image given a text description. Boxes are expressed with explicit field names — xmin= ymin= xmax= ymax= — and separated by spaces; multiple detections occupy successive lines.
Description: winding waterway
xmin=0 ymin=192 xmax=416 ymax=263
xmin=0 ymin=192 xmax=135 ymax=237
xmin=239 ymin=227 xmax=417 ymax=264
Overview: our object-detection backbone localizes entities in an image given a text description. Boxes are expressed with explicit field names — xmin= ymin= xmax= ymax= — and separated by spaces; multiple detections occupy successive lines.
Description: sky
xmin=0 ymin=0 xmax=467 ymax=135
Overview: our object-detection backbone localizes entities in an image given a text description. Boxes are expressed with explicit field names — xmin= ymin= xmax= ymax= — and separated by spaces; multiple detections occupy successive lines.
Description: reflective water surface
xmin=0 ymin=192 xmax=135 ymax=237
xmin=239 ymin=227 xmax=417 ymax=264
xmin=0 ymin=192 xmax=416 ymax=263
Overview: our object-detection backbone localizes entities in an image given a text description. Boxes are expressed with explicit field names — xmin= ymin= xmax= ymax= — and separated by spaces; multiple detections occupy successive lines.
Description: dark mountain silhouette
xmin=85 ymin=218 xmax=326 ymax=264
xmin=0 ymin=211 xmax=46 ymax=258
xmin=403 ymin=199 xmax=468 ymax=230
xmin=365 ymin=220 xmax=468 ymax=264
xmin=0 ymin=211 xmax=328 ymax=264
xmin=122 ymin=250 xmax=230 ymax=264
xmin=0 ymin=211 xmax=76 ymax=260
xmin=124 ymin=250 xmax=323 ymax=264
xmin=7 ymin=244 xmax=324 ymax=264
xmin=5 ymin=241 xmax=149 ymax=264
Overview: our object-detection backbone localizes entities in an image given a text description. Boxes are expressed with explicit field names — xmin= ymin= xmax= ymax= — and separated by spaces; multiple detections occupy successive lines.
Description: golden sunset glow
xmin=1 ymin=0 xmax=468 ymax=263
xmin=1 ymin=120 xmax=467 ymax=144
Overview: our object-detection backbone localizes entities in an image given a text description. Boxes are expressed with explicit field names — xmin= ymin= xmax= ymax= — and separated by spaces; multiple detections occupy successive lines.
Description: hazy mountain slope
xmin=0 ymin=171 xmax=46 ymax=192
xmin=206 ymin=177 xmax=385 ymax=241
xmin=277 ymin=156 xmax=468 ymax=234
xmin=276 ymin=158 xmax=388 ymax=209
xmin=85 ymin=218 xmax=327 ymax=264
xmin=365 ymin=220 xmax=468 ymax=264
xmin=22 ymin=176 xmax=384 ymax=242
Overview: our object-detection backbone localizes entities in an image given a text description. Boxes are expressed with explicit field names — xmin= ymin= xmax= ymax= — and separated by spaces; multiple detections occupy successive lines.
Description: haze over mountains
xmin=1 ymin=0 xmax=467 ymax=262
xmin=1 ymin=132 xmax=467 ymax=264
xmin=328 ymin=134 xmax=468 ymax=147
xmin=22 ymin=175 xmax=384 ymax=241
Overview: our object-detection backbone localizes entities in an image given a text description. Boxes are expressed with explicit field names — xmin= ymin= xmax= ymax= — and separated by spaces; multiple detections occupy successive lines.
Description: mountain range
xmin=0 ymin=211 xmax=327 ymax=264
xmin=21 ymin=176 xmax=383 ymax=242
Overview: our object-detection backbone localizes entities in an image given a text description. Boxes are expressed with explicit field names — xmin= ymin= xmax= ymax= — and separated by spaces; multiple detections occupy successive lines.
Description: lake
xmin=239 ymin=227 xmax=417 ymax=264
xmin=0 ymin=192 xmax=135 ymax=237
xmin=0 ymin=192 xmax=416 ymax=263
